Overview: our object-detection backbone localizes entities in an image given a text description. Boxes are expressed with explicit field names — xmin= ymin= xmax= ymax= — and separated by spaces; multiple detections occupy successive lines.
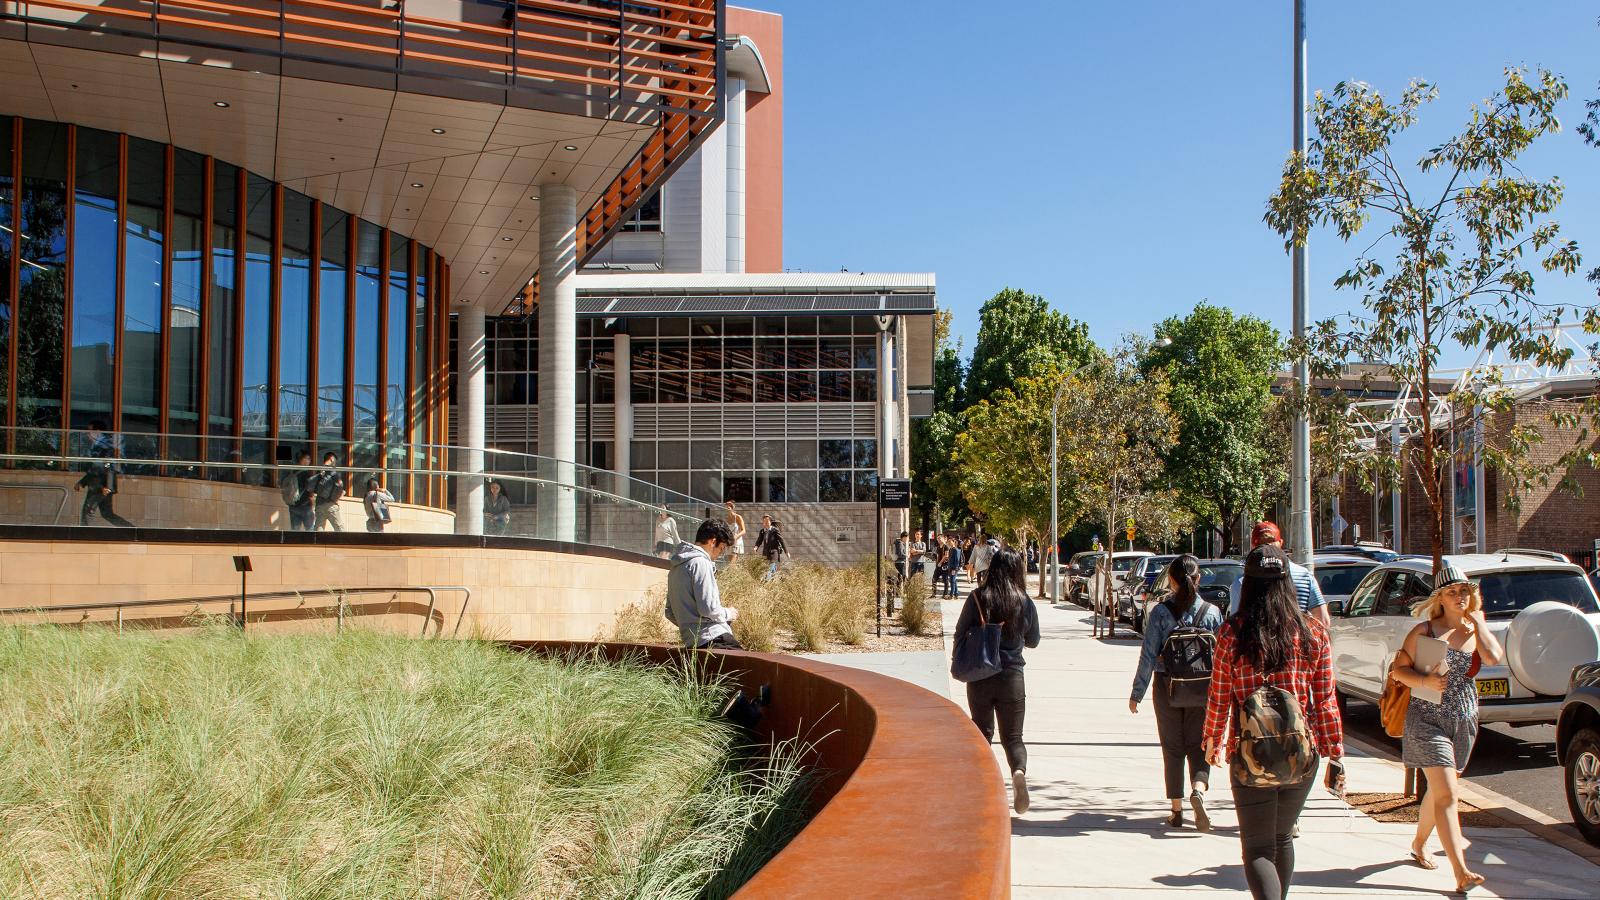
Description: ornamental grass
xmin=0 ymin=625 xmax=810 ymax=899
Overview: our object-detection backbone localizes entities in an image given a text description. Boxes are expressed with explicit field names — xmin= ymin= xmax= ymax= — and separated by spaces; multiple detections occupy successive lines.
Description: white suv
xmin=1331 ymin=551 xmax=1600 ymax=725
xmin=1087 ymin=551 xmax=1153 ymax=618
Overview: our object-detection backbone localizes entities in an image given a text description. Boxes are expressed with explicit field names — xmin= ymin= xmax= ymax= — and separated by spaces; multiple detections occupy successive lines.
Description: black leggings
xmin=1152 ymin=674 xmax=1210 ymax=799
xmin=1231 ymin=773 xmax=1315 ymax=900
xmin=967 ymin=667 xmax=1027 ymax=773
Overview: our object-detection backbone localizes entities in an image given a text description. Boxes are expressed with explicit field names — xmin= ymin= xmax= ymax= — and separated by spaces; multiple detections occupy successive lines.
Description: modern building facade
xmin=451 ymin=7 xmax=938 ymax=562
xmin=1 ymin=0 xmax=725 ymax=518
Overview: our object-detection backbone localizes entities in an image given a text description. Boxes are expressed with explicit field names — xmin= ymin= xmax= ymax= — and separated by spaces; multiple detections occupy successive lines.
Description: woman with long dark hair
xmin=1130 ymin=554 xmax=1224 ymax=829
xmin=1202 ymin=545 xmax=1344 ymax=900
xmin=953 ymin=546 xmax=1041 ymax=813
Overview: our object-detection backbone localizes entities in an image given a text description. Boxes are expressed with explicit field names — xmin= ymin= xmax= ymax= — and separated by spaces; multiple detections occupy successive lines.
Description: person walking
xmin=664 ymin=518 xmax=741 ymax=650
xmin=759 ymin=518 xmax=787 ymax=581
xmin=1227 ymin=521 xmax=1331 ymax=627
xmin=75 ymin=420 xmax=134 ymax=527
xmin=484 ymin=479 xmax=512 ymax=535
xmin=1392 ymin=576 xmax=1502 ymax=892
xmin=653 ymin=509 xmax=680 ymax=558
xmin=953 ymin=547 xmax=1041 ymax=814
xmin=724 ymin=500 xmax=747 ymax=565
xmin=1203 ymin=544 xmax=1344 ymax=900
xmin=942 ymin=536 xmax=964 ymax=599
xmin=910 ymin=529 xmax=928 ymax=578
xmin=362 ymin=477 xmax=394 ymax=533
xmin=971 ymin=534 xmax=999 ymax=586
xmin=1130 ymin=554 xmax=1224 ymax=830
xmin=310 ymin=451 xmax=345 ymax=532
xmin=280 ymin=450 xmax=315 ymax=531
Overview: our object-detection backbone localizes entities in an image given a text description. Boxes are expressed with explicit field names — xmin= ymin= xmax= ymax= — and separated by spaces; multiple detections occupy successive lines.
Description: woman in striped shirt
xmin=1203 ymin=544 xmax=1344 ymax=900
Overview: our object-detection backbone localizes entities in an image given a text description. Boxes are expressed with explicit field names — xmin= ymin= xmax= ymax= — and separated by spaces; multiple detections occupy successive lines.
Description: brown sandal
xmin=1455 ymin=872 xmax=1485 ymax=893
xmin=1408 ymin=847 xmax=1437 ymax=870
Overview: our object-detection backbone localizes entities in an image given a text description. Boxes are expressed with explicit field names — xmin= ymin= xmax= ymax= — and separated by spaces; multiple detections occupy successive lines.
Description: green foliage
xmin=1144 ymin=303 xmax=1283 ymax=555
xmin=912 ymin=337 xmax=970 ymax=524
xmin=965 ymin=288 xmax=1096 ymax=408
xmin=1266 ymin=68 xmax=1584 ymax=571
xmin=0 ymin=626 xmax=811 ymax=899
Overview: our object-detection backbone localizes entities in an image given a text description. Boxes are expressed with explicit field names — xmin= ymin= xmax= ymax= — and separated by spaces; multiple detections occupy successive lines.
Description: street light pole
xmin=1289 ymin=0 xmax=1314 ymax=569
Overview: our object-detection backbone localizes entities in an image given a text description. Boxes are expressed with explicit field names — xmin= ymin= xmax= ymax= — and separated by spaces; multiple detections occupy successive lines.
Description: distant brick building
xmin=1326 ymin=390 xmax=1600 ymax=569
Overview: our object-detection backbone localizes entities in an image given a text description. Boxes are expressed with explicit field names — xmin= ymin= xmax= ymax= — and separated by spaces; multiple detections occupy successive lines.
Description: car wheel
xmin=1567 ymin=727 xmax=1600 ymax=846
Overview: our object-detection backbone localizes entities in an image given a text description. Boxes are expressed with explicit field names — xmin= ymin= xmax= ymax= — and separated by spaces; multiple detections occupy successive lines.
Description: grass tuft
xmin=0 ymin=625 xmax=809 ymax=899
xmin=899 ymin=575 xmax=931 ymax=637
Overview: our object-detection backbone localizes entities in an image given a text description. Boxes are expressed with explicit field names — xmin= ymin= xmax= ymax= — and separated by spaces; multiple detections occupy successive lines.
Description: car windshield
xmin=1113 ymin=557 xmax=1141 ymax=572
xmin=1470 ymin=570 xmax=1600 ymax=616
xmin=1197 ymin=563 xmax=1243 ymax=587
xmin=1316 ymin=564 xmax=1376 ymax=597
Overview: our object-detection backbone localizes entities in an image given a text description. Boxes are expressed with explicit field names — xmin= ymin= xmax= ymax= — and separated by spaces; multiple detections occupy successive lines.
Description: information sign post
xmin=877 ymin=479 xmax=912 ymax=637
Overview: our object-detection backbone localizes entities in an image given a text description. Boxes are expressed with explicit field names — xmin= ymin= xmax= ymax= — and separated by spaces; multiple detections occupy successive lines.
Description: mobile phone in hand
xmin=1324 ymin=759 xmax=1346 ymax=799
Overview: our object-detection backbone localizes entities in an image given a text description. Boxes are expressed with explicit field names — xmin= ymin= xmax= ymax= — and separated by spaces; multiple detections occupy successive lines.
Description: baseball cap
xmin=1244 ymin=544 xmax=1290 ymax=579
xmin=1251 ymin=521 xmax=1282 ymax=547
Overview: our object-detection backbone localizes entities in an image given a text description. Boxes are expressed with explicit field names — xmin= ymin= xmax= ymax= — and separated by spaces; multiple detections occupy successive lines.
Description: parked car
xmin=1087 ymin=551 xmax=1153 ymax=619
xmin=1557 ymin=659 xmax=1600 ymax=845
xmin=1331 ymin=551 xmax=1600 ymax=725
xmin=1317 ymin=542 xmax=1401 ymax=563
xmin=1117 ymin=554 xmax=1178 ymax=624
xmin=1065 ymin=551 xmax=1104 ymax=604
xmin=1312 ymin=554 xmax=1380 ymax=617
xmin=1133 ymin=558 xmax=1243 ymax=633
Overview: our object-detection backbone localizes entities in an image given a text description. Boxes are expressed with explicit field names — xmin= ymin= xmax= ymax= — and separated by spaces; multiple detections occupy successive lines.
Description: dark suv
xmin=1557 ymin=660 xmax=1600 ymax=845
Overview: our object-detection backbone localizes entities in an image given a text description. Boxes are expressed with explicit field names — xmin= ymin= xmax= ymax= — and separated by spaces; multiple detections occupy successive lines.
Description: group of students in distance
xmin=951 ymin=521 xmax=1499 ymax=898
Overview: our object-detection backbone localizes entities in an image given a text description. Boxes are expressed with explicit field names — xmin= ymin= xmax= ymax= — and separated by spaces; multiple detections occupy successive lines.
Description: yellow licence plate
xmin=1475 ymin=678 xmax=1510 ymax=700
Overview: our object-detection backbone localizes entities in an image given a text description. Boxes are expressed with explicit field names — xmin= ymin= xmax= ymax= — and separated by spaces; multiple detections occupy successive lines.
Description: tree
xmin=965 ymin=288 xmax=1096 ymax=408
xmin=1267 ymin=70 xmax=1585 ymax=576
xmin=1143 ymin=303 xmax=1283 ymax=555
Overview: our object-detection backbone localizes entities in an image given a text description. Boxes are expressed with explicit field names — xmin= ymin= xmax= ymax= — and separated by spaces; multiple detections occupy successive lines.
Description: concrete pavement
xmin=944 ymin=596 xmax=1599 ymax=898
xmin=802 ymin=580 xmax=1599 ymax=896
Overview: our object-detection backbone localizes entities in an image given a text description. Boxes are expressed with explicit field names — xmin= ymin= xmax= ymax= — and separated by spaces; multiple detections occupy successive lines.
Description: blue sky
xmin=756 ymin=1 xmax=1600 ymax=359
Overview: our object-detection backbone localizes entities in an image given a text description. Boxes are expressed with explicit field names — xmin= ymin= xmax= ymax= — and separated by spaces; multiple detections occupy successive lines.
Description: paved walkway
xmin=936 ymin=596 xmax=1600 ymax=898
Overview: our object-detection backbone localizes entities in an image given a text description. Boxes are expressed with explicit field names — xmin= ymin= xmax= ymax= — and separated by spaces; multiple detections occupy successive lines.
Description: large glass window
xmin=17 ymin=120 xmax=67 ymax=446
xmin=383 ymin=237 xmax=409 ymax=499
xmin=353 ymin=219 xmax=381 ymax=466
xmin=242 ymin=175 xmax=273 ymax=453
xmin=121 ymin=138 xmax=165 ymax=439
xmin=69 ymin=127 xmax=118 ymax=431
xmin=169 ymin=148 xmax=204 ymax=455
xmin=278 ymin=191 xmax=312 ymax=440
xmin=316 ymin=207 xmax=347 ymax=447
xmin=0 ymin=118 xmax=11 ymax=428
xmin=209 ymin=162 xmax=238 ymax=454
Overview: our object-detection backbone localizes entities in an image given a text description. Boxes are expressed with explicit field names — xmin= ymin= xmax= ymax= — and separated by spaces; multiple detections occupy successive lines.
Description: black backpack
xmin=1158 ymin=600 xmax=1216 ymax=708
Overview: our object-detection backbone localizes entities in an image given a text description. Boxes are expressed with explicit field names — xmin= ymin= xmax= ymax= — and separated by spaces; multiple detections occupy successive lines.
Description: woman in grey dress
xmin=1389 ymin=577 xmax=1504 ymax=893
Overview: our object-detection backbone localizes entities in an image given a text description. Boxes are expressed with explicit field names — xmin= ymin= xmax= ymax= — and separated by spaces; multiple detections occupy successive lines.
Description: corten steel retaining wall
xmin=518 ymin=641 xmax=1012 ymax=899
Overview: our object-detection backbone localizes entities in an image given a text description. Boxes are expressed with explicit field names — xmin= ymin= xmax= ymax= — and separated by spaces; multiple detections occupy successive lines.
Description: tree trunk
xmin=1419 ymin=295 xmax=1444 ymax=579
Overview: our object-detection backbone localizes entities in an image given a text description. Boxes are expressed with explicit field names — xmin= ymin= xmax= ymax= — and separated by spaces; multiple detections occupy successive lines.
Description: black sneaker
xmin=1012 ymin=770 xmax=1030 ymax=814
xmin=1190 ymin=790 xmax=1211 ymax=832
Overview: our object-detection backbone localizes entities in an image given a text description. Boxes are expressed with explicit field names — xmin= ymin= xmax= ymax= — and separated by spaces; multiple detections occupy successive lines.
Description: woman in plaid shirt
xmin=1202 ymin=545 xmax=1344 ymax=900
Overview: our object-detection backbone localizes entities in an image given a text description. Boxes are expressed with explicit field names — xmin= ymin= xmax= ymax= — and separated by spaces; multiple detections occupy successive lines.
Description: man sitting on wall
xmin=666 ymin=518 xmax=742 ymax=650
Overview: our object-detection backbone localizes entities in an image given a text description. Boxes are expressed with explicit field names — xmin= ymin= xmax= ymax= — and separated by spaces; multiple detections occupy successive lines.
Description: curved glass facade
xmin=0 ymin=116 xmax=451 ymax=505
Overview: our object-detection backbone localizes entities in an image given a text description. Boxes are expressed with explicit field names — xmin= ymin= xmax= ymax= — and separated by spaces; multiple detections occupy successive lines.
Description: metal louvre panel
xmin=884 ymin=294 xmax=937 ymax=310
xmin=654 ymin=405 xmax=691 ymax=439
xmin=754 ymin=405 xmax=787 ymax=436
xmin=818 ymin=404 xmax=857 ymax=435
xmin=613 ymin=297 xmax=671 ymax=313
xmin=788 ymin=403 xmax=820 ymax=437
xmin=577 ymin=299 xmax=612 ymax=314
xmin=632 ymin=406 xmax=657 ymax=440
xmin=856 ymin=403 xmax=878 ymax=433
xmin=721 ymin=404 xmax=755 ymax=437
xmin=486 ymin=406 xmax=537 ymax=445
xmin=749 ymin=296 xmax=807 ymax=312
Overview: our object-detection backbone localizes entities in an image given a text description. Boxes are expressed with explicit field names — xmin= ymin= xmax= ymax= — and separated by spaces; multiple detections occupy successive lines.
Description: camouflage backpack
xmin=1231 ymin=684 xmax=1317 ymax=788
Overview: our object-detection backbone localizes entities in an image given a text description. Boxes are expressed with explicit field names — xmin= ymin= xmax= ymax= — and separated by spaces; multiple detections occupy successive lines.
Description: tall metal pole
xmin=1049 ymin=381 xmax=1063 ymax=605
xmin=1290 ymin=0 xmax=1314 ymax=569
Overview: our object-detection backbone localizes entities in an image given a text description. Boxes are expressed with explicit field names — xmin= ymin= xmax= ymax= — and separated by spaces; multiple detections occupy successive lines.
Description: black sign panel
xmin=878 ymin=479 xmax=911 ymax=509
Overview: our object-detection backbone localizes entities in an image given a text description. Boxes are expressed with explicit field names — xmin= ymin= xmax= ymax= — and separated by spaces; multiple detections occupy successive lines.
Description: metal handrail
xmin=0 ymin=586 xmax=473 ymax=638
xmin=0 ymin=483 xmax=71 ymax=525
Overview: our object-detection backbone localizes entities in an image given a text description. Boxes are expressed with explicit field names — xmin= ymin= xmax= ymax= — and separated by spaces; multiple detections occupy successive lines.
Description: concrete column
xmin=877 ymin=319 xmax=895 ymax=479
xmin=613 ymin=331 xmax=632 ymax=484
xmin=895 ymin=316 xmax=911 ymax=535
xmin=724 ymin=77 xmax=747 ymax=274
xmin=454 ymin=305 xmax=487 ymax=535
xmin=538 ymin=183 xmax=577 ymax=541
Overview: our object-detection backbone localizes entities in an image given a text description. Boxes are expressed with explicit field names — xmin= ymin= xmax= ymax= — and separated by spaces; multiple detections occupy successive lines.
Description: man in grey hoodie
xmin=665 ymin=518 xmax=742 ymax=649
